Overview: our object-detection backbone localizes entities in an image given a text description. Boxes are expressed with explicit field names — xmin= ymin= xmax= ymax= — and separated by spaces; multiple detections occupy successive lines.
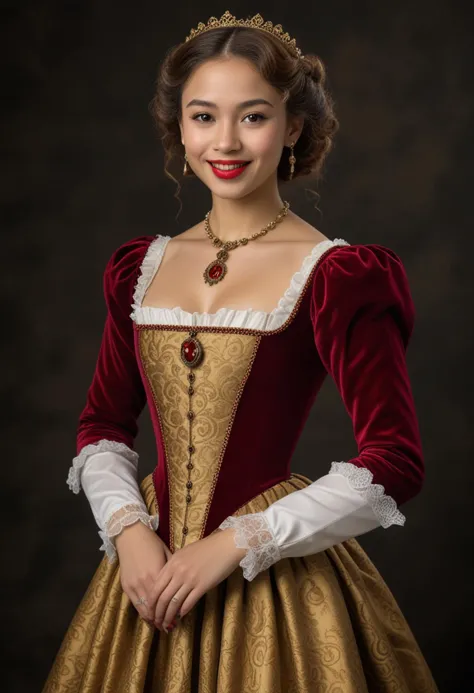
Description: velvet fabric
xmin=310 ymin=244 xmax=424 ymax=505
xmin=76 ymin=237 xmax=154 ymax=453
xmin=76 ymin=238 xmax=424 ymax=545
xmin=205 ymin=244 xmax=424 ymax=535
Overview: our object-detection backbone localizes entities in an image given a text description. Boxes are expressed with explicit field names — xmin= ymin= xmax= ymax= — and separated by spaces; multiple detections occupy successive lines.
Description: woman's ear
xmin=286 ymin=115 xmax=304 ymax=146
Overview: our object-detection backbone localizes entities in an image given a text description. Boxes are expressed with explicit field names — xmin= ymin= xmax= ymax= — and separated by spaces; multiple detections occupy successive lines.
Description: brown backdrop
xmin=3 ymin=1 xmax=473 ymax=690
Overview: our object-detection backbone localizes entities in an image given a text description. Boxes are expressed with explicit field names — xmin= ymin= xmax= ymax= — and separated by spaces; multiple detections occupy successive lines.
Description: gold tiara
xmin=184 ymin=9 xmax=304 ymax=60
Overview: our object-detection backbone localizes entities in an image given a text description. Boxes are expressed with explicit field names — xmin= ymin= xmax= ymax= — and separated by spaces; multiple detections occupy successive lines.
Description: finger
xmin=150 ymin=564 xmax=173 ymax=614
xmin=131 ymin=591 xmax=154 ymax=623
xmin=162 ymin=584 xmax=193 ymax=630
xmin=175 ymin=587 xmax=200 ymax=621
xmin=154 ymin=579 xmax=187 ymax=630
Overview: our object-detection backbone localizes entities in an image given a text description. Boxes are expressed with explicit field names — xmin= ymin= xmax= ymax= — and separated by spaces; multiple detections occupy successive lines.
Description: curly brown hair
xmin=149 ymin=26 xmax=339 ymax=211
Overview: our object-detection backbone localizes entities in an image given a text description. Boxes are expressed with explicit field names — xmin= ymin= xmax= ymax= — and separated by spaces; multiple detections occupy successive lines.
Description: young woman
xmin=43 ymin=10 xmax=439 ymax=692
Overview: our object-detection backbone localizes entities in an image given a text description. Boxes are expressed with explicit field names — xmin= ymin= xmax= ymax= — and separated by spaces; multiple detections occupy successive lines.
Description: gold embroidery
xmin=200 ymin=334 xmax=261 ymax=537
xmin=139 ymin=328 xmax=259 ymax=551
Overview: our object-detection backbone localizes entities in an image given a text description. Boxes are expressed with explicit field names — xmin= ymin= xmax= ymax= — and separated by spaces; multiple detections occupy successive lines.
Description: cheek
xmin=186 ymin=134 xmax=209 ymax=155
xmin=181 ymin=124 xmax=209 ymax=153
xmin=249 ymin=123 xmax=283 ymax=157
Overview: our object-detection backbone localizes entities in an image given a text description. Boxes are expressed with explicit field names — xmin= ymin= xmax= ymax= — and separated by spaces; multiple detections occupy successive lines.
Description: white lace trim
xmin=130 ymin=234 xmax=350 ymax=330
xmin=130 ymin=234 xmax=171 ymax=322
xmin=99 ymin=503 xmax=160 ymax=562
xmin=219 ymin=514 xmax=280 ymax=582
xmin=219 ymin=461 xmax=406 ymax=581
xmin=67 ymin=439 xmax=139 ymax=494
xmin=328 ymin=461 xmax=406 ymax=528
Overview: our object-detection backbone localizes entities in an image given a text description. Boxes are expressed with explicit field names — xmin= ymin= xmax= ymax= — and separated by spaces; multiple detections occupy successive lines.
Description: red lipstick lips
xmin=207 ymin=160 xmax=251 ymax=179
xmin=208 ymin=159 xmax=250 ymax=164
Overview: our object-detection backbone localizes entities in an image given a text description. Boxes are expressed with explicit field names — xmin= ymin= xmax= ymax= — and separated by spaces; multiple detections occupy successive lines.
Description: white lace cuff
xmin=67 ymin=439 xmax=139 ymax=494
xmin=219 ymin=514 xmax=281 ymax=581
xmin=99 ymin=503 xmax=160 ymax=562
xmin=218 ymin=461 xmax=406 ymax=582
xmin=67 ymin=440 xmax=158 ymax=559
xmin=328 ymin=461 xmax=406 ymax=528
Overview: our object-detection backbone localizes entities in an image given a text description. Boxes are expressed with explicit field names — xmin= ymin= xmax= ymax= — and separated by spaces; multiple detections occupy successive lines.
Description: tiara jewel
xmin=184 ymin=10 xmax=304 ymax=60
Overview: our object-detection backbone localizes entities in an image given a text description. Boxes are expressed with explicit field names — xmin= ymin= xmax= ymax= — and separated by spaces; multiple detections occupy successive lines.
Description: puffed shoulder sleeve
xmin=219 ymin=244 xmax=425 ymax=581
xmin=310 ymin=243 xmax=424 ymax=504
xmin=75 ymin=236 xmax=153 ymax=453
xmin=66 ymin=236 xmax=159 ymax=561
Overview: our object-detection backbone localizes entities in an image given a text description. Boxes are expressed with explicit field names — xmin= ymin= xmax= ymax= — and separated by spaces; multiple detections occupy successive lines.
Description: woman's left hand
xmin=151 ymin=528 xmax=247 ymax=632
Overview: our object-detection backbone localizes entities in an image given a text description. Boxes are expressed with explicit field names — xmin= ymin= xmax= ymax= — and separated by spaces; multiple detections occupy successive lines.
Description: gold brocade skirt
xmin=43 ymin=473 xmax=438 ymax=693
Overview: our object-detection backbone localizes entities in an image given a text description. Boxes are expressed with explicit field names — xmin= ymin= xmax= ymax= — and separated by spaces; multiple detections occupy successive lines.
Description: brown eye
xmin=192 ymin=113 xmax=267 ymax=124
xmin=244 ymin=113 xmax=266 ymax=123
xmin=192 ymin=113 xmax=212 ymax=122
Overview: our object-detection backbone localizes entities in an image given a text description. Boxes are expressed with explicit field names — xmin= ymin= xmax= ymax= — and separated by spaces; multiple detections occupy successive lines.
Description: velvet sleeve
xmin=66 ymin=236 xmax=159 ymax=560
xmin=310 ymin=243 xmax=424 ymax=505
xmin=219 ymin=243 xmax=425 ymax=582
xmin=75 ymin=236 xmax=154 ymax=453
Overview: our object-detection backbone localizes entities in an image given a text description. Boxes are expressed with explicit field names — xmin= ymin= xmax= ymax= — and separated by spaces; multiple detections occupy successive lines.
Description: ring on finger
xmin=162 ymin=589 xmax=184 ymax=629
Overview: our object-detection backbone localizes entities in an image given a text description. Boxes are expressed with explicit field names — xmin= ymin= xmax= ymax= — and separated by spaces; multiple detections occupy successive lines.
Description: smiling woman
xmin=42 ymin=9 xmax=439 ymax=693
xmin=175 ymin=59 xmax=304 ymax=200
xmin=151 ymin=26 xmax=338 ymax=201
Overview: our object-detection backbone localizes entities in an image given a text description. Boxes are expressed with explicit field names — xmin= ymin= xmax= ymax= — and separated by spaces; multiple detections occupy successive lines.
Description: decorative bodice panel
xmin=138 ymin=327 xmax=260 ymax=552
xmin=134 ymin=304 xmax=330 ymax=549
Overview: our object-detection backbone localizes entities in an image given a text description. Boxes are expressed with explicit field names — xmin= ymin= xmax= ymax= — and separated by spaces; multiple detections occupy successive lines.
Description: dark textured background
xmin=3 ymin=1 xmax=473 ymax=690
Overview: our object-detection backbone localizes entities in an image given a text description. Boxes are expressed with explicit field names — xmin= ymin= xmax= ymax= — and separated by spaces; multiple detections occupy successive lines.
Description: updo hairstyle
xmin=149 ymin=26 xmax=338 ymax=200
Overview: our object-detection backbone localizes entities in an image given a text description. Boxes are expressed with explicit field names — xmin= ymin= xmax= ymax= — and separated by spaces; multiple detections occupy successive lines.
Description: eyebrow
xmin=185 ymin=98 xmax=274 ymax=109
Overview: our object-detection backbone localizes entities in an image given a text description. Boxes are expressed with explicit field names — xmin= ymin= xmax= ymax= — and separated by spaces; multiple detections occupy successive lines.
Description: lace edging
xmin=218 ymin=513 xmax=281 ymax=582
xmin=329 ymin=461 xmax=406 ymax=528
xmin=130 ymin=238 xmax=350 ymax=329
xmin=66 ymin=439 xmax=139 ymax=494
xmin=99 ymin=511 xmax=160 ymax=562
xmin=130 ymin=234 xmax=169 ymax=321
xmin=272 ymin=238 xmax=349 ymax=322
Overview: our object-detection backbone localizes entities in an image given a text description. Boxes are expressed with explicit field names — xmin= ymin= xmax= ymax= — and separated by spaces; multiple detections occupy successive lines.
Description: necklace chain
xmin=202 ymin=201 xmax=290 ymax=285
xmin=204 ymin=201 xmax=290 ymax=249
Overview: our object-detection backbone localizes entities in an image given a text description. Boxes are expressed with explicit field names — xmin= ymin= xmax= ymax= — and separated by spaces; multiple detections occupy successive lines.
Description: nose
xmin=213 ymin=121 xmax=241 ymax=153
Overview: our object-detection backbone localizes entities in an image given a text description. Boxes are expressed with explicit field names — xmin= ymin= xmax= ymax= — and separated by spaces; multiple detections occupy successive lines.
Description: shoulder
xmin=318 ymin=242 xmax=406 ymax=275
xmin=105 ymin=235 xmax=156 ymax=279
xmin=103 ymin=235 xmax=156 ymax=302
xmin=311 ymin=243 xmax=415 ymax=338
xmin=314 ymin=242 xmax=411 ymax=297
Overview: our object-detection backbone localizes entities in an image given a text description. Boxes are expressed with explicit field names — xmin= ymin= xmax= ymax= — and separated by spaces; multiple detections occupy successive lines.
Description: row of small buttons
xmin=179 ymin=332 xmax=204 ymax=546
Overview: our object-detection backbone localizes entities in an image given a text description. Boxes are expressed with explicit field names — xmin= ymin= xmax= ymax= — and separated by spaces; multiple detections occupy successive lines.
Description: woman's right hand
xmin=115 ymin=521 xmax=173 ymax=624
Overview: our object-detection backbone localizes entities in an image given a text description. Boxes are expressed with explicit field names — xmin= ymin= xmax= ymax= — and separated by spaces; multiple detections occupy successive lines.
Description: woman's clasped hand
xmin=115 ymin=522 xmax=247 ymax=632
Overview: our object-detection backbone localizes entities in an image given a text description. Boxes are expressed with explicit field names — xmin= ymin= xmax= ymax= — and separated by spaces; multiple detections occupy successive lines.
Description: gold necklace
xmin=202 ymin=201 xmax=290 ymax=285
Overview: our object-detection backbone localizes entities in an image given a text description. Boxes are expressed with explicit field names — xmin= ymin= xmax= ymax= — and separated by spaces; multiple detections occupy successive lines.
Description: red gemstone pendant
xmin=203 ymin=260 xmax=228 ymax=285
xmin=180 ymin=335 xmax=204 ymax=368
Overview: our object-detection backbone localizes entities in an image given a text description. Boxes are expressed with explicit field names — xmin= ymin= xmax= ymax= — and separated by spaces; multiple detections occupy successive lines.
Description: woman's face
xmin=179 ymin=56 xmax=302 ymax=199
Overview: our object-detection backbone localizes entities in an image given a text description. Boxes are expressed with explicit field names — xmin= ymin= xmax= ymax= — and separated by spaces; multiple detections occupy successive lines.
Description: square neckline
xmin=131 ymin=234 xmax=349 ymax=330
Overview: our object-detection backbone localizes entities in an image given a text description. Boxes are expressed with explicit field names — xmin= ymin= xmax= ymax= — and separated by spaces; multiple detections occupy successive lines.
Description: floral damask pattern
xmin=43 ymin=473 xmax=438 ymax=693
xmin=139 ymin=328 xmax=259 ymax=552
